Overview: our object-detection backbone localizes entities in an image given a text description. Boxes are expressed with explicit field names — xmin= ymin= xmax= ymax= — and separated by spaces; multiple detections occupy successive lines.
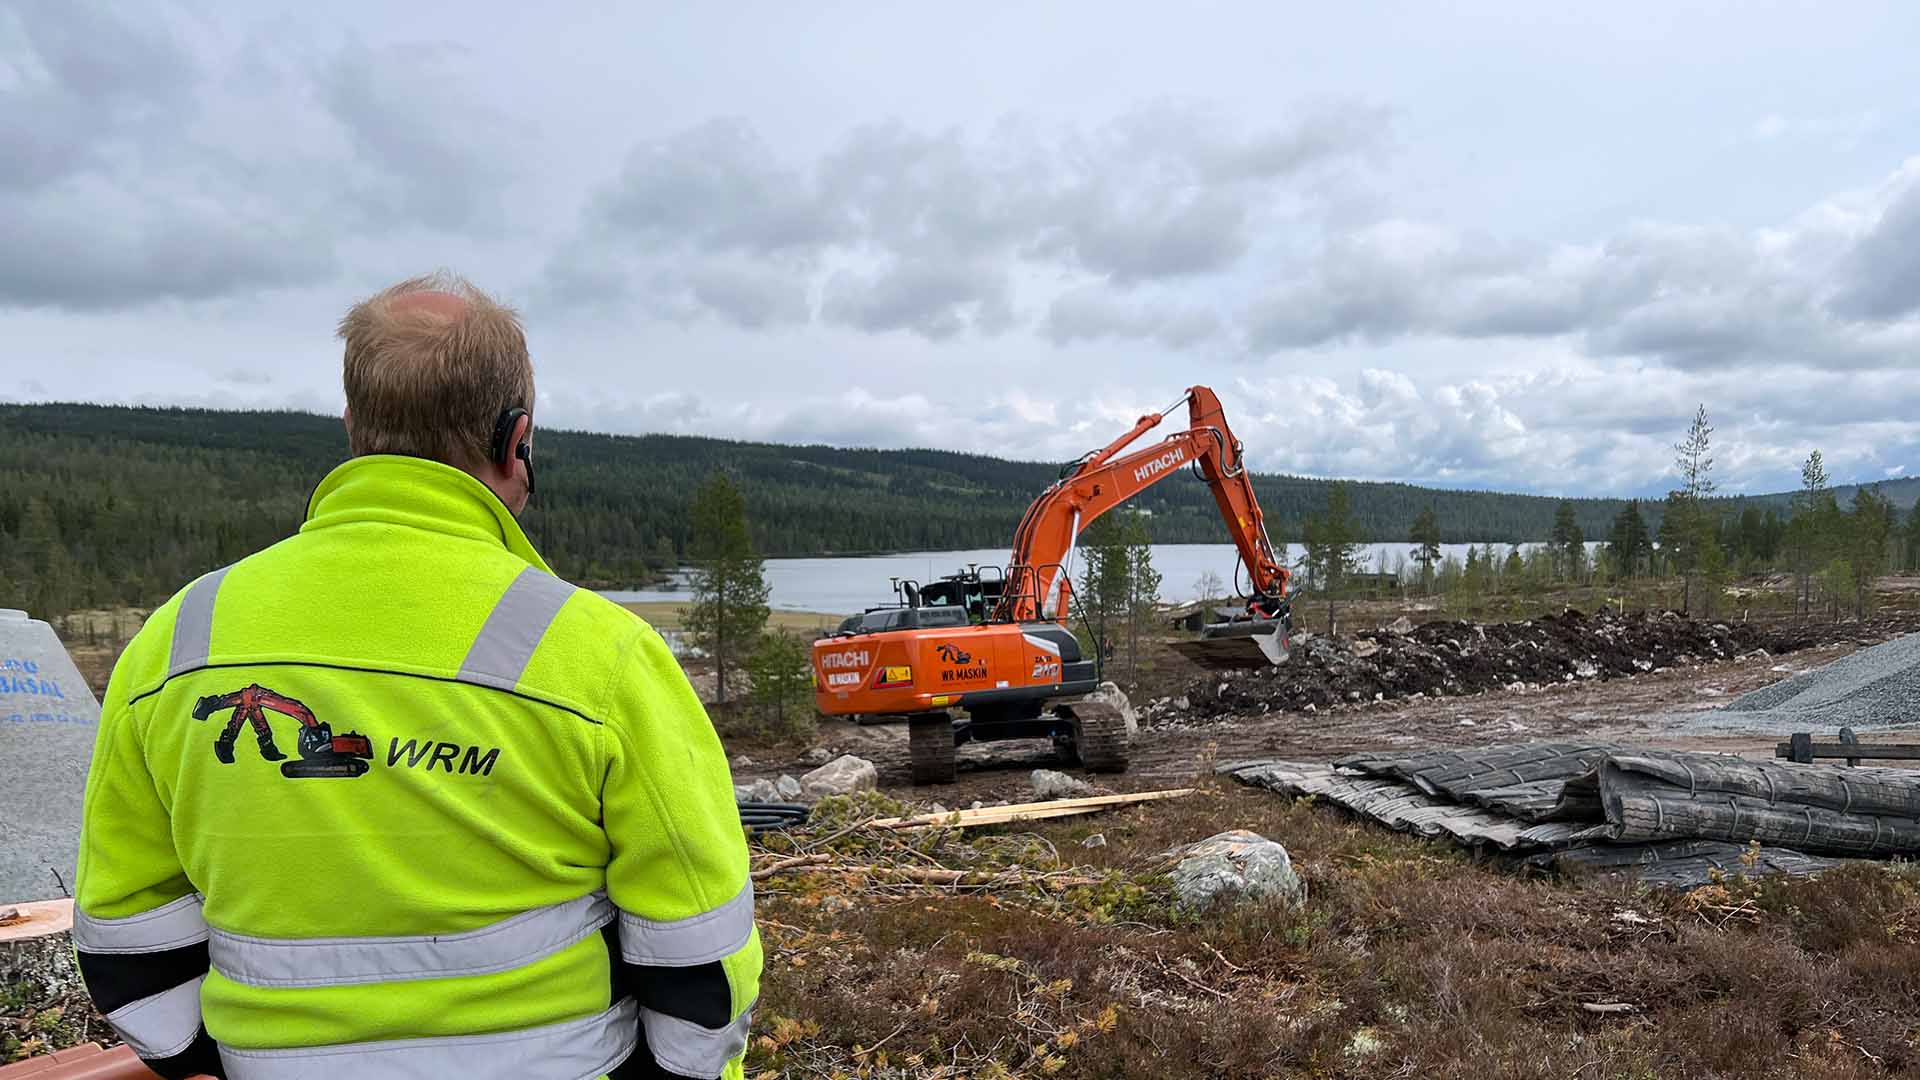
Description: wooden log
xmin=866 ymin=788 xmax=1196 ymax=830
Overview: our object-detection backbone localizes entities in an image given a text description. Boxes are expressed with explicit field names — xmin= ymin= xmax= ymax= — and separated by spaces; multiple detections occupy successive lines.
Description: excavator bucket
xmin=1169 ymin=618 xmax=1291 ymax=668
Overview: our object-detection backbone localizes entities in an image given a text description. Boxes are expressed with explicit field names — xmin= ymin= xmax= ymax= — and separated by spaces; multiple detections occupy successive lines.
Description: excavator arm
xmin=996 ymin=386 xmax=1290 ymax=641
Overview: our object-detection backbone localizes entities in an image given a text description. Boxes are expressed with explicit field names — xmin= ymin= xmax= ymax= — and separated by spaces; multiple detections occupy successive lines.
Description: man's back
xmin=75 ymin=455 xmax=758 ymax=1079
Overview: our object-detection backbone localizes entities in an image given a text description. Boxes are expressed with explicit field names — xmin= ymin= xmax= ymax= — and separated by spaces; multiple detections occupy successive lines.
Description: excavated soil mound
xmin=1180 ymin=609 xmax=1793 ymax=720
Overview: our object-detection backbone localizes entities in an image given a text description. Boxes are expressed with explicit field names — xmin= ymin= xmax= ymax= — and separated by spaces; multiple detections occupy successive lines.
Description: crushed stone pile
xmin=1218 ymin=740 xmax=1920 ymax=887
xmin=1174 ymin=609 xmax=1786 ymax=723
xmin=1675 ymin=631 xmax=1920 ymax=734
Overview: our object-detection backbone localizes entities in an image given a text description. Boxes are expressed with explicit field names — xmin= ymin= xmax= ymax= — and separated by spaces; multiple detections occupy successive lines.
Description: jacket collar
xmin=302 ymin=455 xmax=554 ymax=574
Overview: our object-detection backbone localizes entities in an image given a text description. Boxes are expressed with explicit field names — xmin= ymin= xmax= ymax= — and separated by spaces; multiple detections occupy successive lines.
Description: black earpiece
xmin=490 ymin=407 xmax=535 ymax=495
xmin=490 ymin=407 xmax=528 ymax=466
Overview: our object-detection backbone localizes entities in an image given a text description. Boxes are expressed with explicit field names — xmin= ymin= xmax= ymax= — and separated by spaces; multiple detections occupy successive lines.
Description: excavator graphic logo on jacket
xmin=192 ymin=684 xmax=375 ymax=778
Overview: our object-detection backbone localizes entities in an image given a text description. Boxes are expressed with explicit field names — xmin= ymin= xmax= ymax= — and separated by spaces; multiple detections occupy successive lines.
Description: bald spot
xmin=388 ymin=289 xmax=471 ymax=321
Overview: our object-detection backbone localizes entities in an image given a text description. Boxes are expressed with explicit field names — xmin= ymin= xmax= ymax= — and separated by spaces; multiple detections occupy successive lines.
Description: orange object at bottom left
xmin=0 ymin=1043 xmax=211 ymax=1080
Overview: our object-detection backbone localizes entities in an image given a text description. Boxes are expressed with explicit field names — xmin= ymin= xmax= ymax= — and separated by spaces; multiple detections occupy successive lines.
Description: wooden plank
xmin=867 ymin=788 xmax=1196 ymax=830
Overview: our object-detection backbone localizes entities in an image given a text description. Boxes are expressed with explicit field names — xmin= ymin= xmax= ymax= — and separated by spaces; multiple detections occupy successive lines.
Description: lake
xmin=600 ymin=541 xmax=1605 ymax=615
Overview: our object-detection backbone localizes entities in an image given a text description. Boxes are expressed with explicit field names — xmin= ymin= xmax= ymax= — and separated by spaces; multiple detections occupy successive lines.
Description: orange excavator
xmin=812 ymin=386 xmax=1292 ymax=783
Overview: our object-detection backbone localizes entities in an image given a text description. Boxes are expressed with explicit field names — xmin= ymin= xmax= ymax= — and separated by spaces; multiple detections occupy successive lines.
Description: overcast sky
xmin=5 ymin=2 xmax=1920 ymax=497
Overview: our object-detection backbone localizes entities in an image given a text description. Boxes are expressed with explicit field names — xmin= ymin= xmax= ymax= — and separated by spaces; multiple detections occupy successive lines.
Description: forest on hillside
xmin=2 ymin=403 xmax=1911 ymax=618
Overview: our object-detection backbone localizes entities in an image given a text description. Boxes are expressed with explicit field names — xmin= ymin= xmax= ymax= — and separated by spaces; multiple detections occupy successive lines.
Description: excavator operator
xmin=72 ymin=273 xmax=759 ymax=1079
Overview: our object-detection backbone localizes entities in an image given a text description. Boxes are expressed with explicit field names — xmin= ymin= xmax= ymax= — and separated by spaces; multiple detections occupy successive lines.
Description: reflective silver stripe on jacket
xmin=169 ymin=566 xmax=232 ymax=675
xmin=220 ymin=996 xmax=639 ymax=1080
xmin=457 ymin=567 xmax=578 ymax=690
xmin=108 ymin=976 xmax=205 ymax=1060
xmin=210 ymin=891 xmax=615 ymax=989
xmin=72 ymin=894 xmax=210 ymax=954
xmin=617 ymin=880 xmax=755 ymax=967
xmin=642 ymin=1001 xmax=754 ymax=1079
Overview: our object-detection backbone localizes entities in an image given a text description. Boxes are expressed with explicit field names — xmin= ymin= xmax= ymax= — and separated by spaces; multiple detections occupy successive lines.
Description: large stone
xmin=1030 ymin=769 xmax=1096 ymax=800
xmin=774 ymin=774 xmax=804 ymax=801
xmin=0 ymin=610 xmax=102 ymax=902
xmin=735 ymin=778 xmax=780 ymax=804
xmin=1171 ymin=829 xmax=1306 ymax=911
xmin=1085 ymin=681 xmax=1139 ymax=738
xmin=801 ymin=754 xmax=878 ymax=798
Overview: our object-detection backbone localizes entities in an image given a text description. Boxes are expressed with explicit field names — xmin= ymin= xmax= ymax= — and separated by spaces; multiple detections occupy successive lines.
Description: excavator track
xmin=908 ymin=714 xmax=958 ymax=784
xmin=1060 ymin=701 xmax=1129 ymax=773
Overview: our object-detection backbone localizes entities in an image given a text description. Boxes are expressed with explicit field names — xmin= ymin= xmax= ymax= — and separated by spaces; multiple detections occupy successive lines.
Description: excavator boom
xmin=993 ymin=387 xmax=1291 ymax=666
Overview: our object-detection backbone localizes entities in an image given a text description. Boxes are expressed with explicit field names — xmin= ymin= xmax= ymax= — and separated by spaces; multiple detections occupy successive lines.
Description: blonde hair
xmin=338 ymin=272 xmax=534 ymax=467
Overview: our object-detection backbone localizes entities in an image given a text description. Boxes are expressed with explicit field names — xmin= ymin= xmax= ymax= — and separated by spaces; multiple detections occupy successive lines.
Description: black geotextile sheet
xmin=1215 ymin=740 xmax=1920 ymax=886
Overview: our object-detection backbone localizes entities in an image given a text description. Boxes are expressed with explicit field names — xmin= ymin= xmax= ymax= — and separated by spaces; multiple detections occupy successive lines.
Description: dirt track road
xmin=740 ymin=635 xmax=1883 ymax=806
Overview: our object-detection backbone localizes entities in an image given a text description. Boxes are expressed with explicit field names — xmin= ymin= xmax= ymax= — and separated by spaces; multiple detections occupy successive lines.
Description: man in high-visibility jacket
xmin=74 ymin=274 xmax=759 ymax=1079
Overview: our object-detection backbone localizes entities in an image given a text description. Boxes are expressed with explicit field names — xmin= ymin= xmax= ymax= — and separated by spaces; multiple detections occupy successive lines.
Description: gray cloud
xmin=0 ymin=2 xmax=196 ymax=191
xmin=546 ymin=102 xmax=1386 ymax=336
xmin=1242 ymin=164 xmax=1920 ymax=374
xmin=1042 ymin=286 xmax=1221 ymax=349
xmin=1832 ymin=169 xmax=1920 ymax=320
xmin=315 ymin=39 xmax=513 ymax=232
xmin=0 ymin=4 xmax=520 ymax=312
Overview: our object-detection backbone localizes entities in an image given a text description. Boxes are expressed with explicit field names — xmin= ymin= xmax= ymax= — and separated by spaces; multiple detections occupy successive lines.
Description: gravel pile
xmin=1172 ymin=609 xmax=1785 ymax=723
xmin=1678 ymin=632 xmax=1920 ymax=734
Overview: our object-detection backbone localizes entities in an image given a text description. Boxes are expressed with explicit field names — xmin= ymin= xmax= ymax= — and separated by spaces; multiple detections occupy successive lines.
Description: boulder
xmin=734 ymin=778 xmax=779 ymax=804
xmin=1084 ymin=681 xmax=1139 ymax=737
xmin=775 ymin=774 xmax=804 ymax=801
xmin=803 ymin=746 xmax=834 ymax=765
xmin=801 ymin=754 xmax=878 ymax=798
xmin=0 ymin=609 xmax=103 ymax=901
xmin=1030 ymin=769 xmax=1096 ymax=800
xmin=1171 ymin=829 xmax=1306 ymax=911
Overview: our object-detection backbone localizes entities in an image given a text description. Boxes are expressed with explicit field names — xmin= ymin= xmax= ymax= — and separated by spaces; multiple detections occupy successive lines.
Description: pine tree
xmin=1844 ymin=486 xmax=1895 ymax=618
xmin=683 ymin=472 xmax=770 ymax=705
xmin=1123 ymin=517 xmax=1161 ymax=680
xmin=1667 ymin=405 xmax=1719 ymax=614
xmin=1787 ymin=450 xmax=1833 ymax=616
xmin=746 ymin=630 xmax=815 ymax=739
xmin=1302 ymin=482 xmax=1363 ymax=634
xmin=1408 ymin=506 xmax=1442 ymax=593
xmin=1551 ymin=500 xmax=1584 ymax=582
xmin=1608 ymin=500 xmax=1650 ymax=579
xmin=1077 ymin=515 xmax=1131 ymax=662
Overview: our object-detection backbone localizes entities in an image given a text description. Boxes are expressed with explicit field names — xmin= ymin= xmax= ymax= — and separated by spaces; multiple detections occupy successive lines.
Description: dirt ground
xmin=738 ymin=609 xmax=1920 ymax=809
xmin=22 ymin=591 xmax=1920 ymax=1075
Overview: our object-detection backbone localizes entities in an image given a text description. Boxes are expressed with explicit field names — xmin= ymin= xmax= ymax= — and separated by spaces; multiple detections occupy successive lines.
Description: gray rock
xmin=1084 ymin=681 xmax=1139 ymax=737
xmin=729 ymin=754 xmax=754 ymax=768
xmin=801 ymin=754 xmax=878 ymax=798
xmin=1386 ymin=616 xmax=1416 ymax=635
xmin=1030 ymin=769 xmax=1096 ymax=800
xmin=803 ymin=746 xmax=834 ymax=765
xmin=0 ymin=610 xmax=102 ymax=901
xmin=1171 ymin=829 xmax=1306 ymax=911
xmin=1081 ymin=833 xmax=1108 ymax=848
xmin=735 ymin=778 xmax=779 ymax=804
xmin=1172 ymin=695 xmax=1190 ymax=711
xmin=774 ymin=774 xmax=803 ymax=801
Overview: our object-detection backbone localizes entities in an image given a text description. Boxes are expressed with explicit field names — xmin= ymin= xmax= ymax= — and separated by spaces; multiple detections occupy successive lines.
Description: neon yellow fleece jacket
xmin=74 ymin=455 xmax=759 ymax=1080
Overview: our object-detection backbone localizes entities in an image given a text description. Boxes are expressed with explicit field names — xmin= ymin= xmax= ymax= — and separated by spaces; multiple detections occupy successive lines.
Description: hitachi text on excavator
xmin=811 ymin=386 xmax=1293 ymax=783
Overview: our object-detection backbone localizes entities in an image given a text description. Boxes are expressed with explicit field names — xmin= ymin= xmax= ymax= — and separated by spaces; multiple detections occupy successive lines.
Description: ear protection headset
xmin=490 ymin=407 xmax=536 ymax=496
